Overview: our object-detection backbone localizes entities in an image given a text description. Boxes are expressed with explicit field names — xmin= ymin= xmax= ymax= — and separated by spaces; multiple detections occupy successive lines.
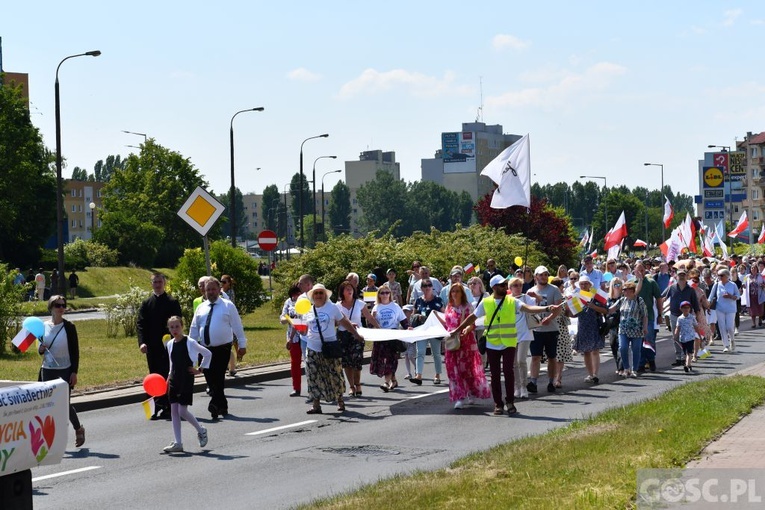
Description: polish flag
xmin=663 ymin=196 xmax=674 ymax=228
xmin=604 ymin=211 xmax=627 ymax=250
xmin=593 ymin=288 xmax=609 ymax=306
xmin=12 ymin=328 xmax=37 ymax=353
xmin=758 ymin=226 xmax=765 ymax=244
xmin=633 ymin=239 xmax=647 ymax=248
xmin=727 ymin=211 xmax=748 ymax=238
xmin=463 ymin=263 xmax=475 ymax=274
xmin=589 ymin=249 xmax=598 ymax=258
xmin=703 ymin=232 xmax=715 ymax=257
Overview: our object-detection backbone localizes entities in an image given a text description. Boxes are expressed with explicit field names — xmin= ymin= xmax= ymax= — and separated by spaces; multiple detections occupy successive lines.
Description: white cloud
xmin=492 ymin=34 xmax=530 ymax=51
xmin=723 ymin=9 xmax=742 ymax=27
xmin=287 ymin=68 xmax=322 ymax=82
xmin=486 ymin=62 xmax=627 ymax=110
xmin=751 ymin=19 xmax=765 ymax=25
xmin=337 ymin=69 xmax=473 ymax=99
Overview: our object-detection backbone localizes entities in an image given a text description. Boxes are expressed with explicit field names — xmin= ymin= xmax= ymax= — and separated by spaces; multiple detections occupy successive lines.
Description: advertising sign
xmin=703 ymin=167 xmax=724 ymax=188
xmin=729 ymin=151 xmax=746 ymax=181
xmin=0 ymin=379 xmax=69 ymax=475
xmin=442 ymin=132 xmax=476 ymax=173
xmin=713 ymin=152 xmax=729 ymax=173
xmin=703 ymin=189 xmax=724 ymax=199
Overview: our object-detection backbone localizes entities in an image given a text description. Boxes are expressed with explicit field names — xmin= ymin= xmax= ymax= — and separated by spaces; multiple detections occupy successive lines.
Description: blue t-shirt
xmin=676 ymin=313 xmax=698 ymax=343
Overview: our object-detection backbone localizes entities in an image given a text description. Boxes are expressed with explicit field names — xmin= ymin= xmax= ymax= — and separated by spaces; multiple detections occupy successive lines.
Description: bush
xmin=175 ymin=240 xmax=267 ymax=314
xmin=0 ymin=264 xmax=26 ymax=353
xmin=64 ymin=239 xmax=119 ymax=268
xmin=101 ymin=283 xmax=144 ymax=337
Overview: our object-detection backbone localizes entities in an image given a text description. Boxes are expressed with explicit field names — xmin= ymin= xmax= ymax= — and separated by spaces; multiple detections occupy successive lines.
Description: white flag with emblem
xmin=480 ymin=134 xmax=531 ymax=209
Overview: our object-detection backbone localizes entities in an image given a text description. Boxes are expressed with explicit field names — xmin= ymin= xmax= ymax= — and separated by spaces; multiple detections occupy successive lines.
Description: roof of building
xmin=749 ymin=132 xmax=765 ymax=145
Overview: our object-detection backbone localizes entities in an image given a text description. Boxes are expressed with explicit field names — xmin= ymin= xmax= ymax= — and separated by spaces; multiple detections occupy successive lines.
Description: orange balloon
xmin=143 ymin=373 xmax=167 ymax=397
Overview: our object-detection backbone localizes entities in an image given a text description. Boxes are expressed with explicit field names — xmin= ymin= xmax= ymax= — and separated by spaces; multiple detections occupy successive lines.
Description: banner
xmin=0 ymin=379 xmax=69 ymax=475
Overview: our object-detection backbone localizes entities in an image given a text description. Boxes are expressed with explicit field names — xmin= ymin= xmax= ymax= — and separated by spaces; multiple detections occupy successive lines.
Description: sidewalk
xmin=685 ymin=361 xmax=765 ymax=469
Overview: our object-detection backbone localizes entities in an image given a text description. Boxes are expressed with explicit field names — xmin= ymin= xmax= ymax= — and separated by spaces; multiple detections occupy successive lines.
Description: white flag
xmin=480 ymin=134 xmax=531 ymax=209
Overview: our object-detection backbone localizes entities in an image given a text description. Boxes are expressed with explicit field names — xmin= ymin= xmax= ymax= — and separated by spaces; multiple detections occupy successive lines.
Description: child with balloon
xmin=159 ymin=315 xmax=211 ymax=453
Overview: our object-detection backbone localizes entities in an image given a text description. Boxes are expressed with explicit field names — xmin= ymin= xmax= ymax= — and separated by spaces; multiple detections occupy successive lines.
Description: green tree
xmin=357 ymin=169 xmax=409 ymax=236
xmin=93 ymin=212 xmax=164 ymax=266
xmin=289 ymin=172 xmax=312 ymax=231
xmin=99 ymin=140 xmax=208 ymax=266
xmin=93 ymin=154 xmax=125 ymax=182
xmin=328 ymin=181 xmax=352 ymax=235
xmin=217 ymin=187 xmax=246 ymax=240
xmin=407 ymin=180 xmax=461 ymax=233
xmin=261 ymin=184 xmax=281 ymax=232
xmin=0 ymin=80 xmax=57 ymax=266
xmin=71 ymin=166 xmax=88 ymax=181
xmin=458 ymin=191 xmax=474 ymax=226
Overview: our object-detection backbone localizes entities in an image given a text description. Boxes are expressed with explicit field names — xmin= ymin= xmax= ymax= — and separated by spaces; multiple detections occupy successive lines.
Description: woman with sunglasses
xmin=371 ymin=283 xmax=409 ymax=392
xmin=38 ymin=295 xmax=86 ymax=447
xmin=411 ymin=277 xmax=444 ymax=385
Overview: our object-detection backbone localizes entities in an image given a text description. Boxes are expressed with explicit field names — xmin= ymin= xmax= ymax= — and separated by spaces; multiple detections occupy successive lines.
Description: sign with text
xmin=730 ymin=151 xmax=746 ymax=180
xmin=177 ymin=187 xmax=225 ymax=236
xmin=703 ymin=167 xmax=724 ymax=188
xmin=0 ymin=379 xmax=69 ymax=475
xmin=704 ymin=189 xmax=724 ymax=199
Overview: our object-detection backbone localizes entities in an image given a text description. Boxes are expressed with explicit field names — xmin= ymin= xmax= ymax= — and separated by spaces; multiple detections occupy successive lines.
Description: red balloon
xmin=143 ymin=373 xmax=167 ymax=397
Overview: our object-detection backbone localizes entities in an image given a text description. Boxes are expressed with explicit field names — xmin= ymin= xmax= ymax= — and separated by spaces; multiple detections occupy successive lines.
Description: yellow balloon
xmin=514 ymin=256 xmax=523 ymax=266
xmin=548 ymin=276 xmax=555 ymax=284
xmin=295 ymin=298 xmax=311 ymax=315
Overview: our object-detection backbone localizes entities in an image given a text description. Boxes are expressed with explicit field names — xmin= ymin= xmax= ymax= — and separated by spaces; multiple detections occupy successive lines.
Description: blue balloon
xmin=603 ymin=272 xmax=614 ymax=282
xmin=23 ymin=317 xmax=45 ymax=338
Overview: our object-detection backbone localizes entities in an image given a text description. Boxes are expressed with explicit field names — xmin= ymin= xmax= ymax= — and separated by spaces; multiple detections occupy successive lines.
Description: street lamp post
xmin=580 ymin=175 xmax=608 ymax=237
xmin=121 ymin=130 xmax=147 ymax=142
xmin=299 ymin=134 xmax=329 ymax=251
xmin=312 ymin=155 xmax=337 ymax=245
xmin=708 ymin=145 xmax=733 ymax=248
xmin=321 ymin=169 xmax=342 ymax=238
xmin=88 ymin=202 xmax=96 ymax=238
xmin=229 ymin=107 xmax=264 ymax=248
xmin=644 ymin=163 xmax=665 ymax=242
xmin=55 ymin=50 xmax=101 ymax=295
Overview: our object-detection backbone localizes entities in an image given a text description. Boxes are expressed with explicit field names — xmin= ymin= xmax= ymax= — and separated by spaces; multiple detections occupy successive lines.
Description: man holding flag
xmin=634 ymin=262 xmax=663 ymax=373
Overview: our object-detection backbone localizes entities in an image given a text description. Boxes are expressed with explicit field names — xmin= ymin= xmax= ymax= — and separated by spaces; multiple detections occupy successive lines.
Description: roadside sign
xmin=258 ymin=230 xmax=278 ymax=251
xmin=703 ymin=167 xmax=724 ymax=188
xmin=177 ymin=187 xmax=225 ymax=236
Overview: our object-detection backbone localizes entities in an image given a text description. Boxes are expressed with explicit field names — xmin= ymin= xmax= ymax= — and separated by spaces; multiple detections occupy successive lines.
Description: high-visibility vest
xmin=483 ymin=297 xmax=518 ymax=348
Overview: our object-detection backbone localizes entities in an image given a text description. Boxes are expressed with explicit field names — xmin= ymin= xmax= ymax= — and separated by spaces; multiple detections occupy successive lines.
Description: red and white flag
xmin=463 ymin=263 xmax=475 ymax=274
xmin=758 ymin=226 xmax=765 ymax=244
xmin=703 ymin=231 xmax=715 ymax=257
xmin=593 ymin=288 xmax=609 ymax=306
xmin=663 ymin=196 xmax=674 ymax=228
xmin=633 ymin=239 xmax=647 ymax=248
xmin=728 ymin=211 xmax=748 ymax=238
xmin=589 ymin=249 xmax=598 ymax=258
xmin=12 ymin=327 xmax=37 ymax=353
xmin=604 ymin=211 xmax=627 ymax=250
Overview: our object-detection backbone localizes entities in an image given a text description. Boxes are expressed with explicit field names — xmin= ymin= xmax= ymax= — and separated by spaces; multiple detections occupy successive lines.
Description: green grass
xmin=300 ymin=376 xmax=765 ymax=510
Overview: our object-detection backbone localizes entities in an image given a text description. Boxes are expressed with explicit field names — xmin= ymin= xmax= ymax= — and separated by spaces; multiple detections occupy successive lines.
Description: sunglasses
xmin=53 ymin=303 xmax=66 ymax=308
xmin=313 ymin=292 xmax=325 ymax=296
xmin=379 ymin=291 xmax=391 ymax=295
xmin=421 ymin=284 xmax=432 ymax=288
xmin=614 ymin=283 xmax=622 ymax=287
xmin=570 ymin=278 xmax=579 ymax=281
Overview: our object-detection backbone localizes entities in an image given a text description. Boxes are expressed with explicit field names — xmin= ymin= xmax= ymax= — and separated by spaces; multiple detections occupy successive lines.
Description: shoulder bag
xmin=708 ymin=283 xmax=718 ymax=311
xmin=478 ymin=297 xmax=505 ymax=355
xmin=314 ymin=305 xmax=342 ymax=359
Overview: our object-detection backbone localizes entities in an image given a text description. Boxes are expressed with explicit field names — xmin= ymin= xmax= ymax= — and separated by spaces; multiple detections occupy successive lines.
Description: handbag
xmin=314 ymin=305 xmax=342 ymax=359
xmin=708 ymin=283 xmax=718 ymax=310
xmin=444 ymin=331 xmax=460 ymax=351
xmin=526 ymin=313 xmax=542 ymax=330
xmin=479 ymin=297 xmax=505 ymax=355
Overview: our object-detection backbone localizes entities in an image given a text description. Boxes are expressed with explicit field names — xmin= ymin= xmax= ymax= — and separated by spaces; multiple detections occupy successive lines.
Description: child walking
xmin=674 ymin=301 xmax=701 ymax=373
xmin=163 ymin=315 xmax=211 ymax=453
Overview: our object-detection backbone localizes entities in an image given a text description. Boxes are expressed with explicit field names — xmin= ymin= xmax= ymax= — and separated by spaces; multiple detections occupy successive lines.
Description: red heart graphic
xmin=41 ymin=416 xmax=56 ymax=448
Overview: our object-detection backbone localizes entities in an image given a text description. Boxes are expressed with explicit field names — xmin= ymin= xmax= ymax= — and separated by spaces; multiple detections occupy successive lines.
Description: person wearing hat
xmin=440 ymin=267 xmax=469 ymax=304
xmin=452 ymin=274 xmax=560 ymax=415
xmin=304 ymin=283 xmax=364 ymax=414
xmin=526 ymin=266 xmax=564 ymax=394
xmin=662 ymin=267 xmax=700 ymax=366
xmin=674 ymin=300 xmax=701 ymax=372
xmin=570 ymin=274 xmax=607 ymax=383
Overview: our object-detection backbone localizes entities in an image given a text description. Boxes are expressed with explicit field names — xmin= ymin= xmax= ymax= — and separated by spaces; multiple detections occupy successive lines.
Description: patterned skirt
xmin=306 ymin=348 xmax=345 ymax=401
xmin=339 ymin=330 xmax=364 ymax=370
xmin=369 ymin=340 xmax=399 ymax=377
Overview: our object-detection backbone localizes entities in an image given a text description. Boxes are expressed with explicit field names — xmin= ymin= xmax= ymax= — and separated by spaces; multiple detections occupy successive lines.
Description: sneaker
xmin=404 ymin=374 xmax=411 ymax=380
xmin=513 ymin=389 xmax=521 ymax=399
xmin=467 ymin=396 xmax=475 ymax=405
xmin=493 ymin=405 xmax=504 ymax=415
xmin=707 ymin=339 xmax=715 ymax=346
xmin=630 ymin=372 xmax=638 ymax=378
xmin=198 ymin=427 xmax=208 ymax=448
xmin=519 ymin=388 xmax=529 ymax=399
xmin=584 ymin=375 xmax=594 ymax=383
xmin=526 ymin=381 xmax=538 ymax=394
xmin=506 ymin=403 xmax=517 ymax=415
xmin=547 ymin=382 xmax=556 ymax=393
xmin=735 ymin=328 xmax=739 ymax=336
xmin=648 ymin=360 xmax=656 ymax=372
xmin=454 ymin=400 xmax=463 ymax=410
xmin=723 ymin=347 xmax=729 ymax=353
xmin=163 ymin=442 xmax=184 ymax=453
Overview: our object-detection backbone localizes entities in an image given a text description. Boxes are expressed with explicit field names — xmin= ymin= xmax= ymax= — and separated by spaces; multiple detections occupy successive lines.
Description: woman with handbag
xmin=336 ymin=280 xmax=379 ymax=397
xmin=304 ymin=284 xmax=363 ymax=414
xmin=38 ymin=295 xmax=86 ymax=447
xmin=370 ymin=283 xmax=408 ymax=392
xmin=571 ymin=275 xmax=606 ymax=383
xmin=437 ymin=283 xmax=490 ymax=409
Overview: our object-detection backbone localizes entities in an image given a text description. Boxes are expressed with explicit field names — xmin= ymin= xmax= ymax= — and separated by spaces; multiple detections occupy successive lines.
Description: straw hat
xmin=307 ymin=283 xmax=332 ymax=301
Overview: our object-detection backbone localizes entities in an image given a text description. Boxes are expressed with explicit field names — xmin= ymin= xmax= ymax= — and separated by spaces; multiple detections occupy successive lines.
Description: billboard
xmin=442 ymin=132 xmax=476 ymax=174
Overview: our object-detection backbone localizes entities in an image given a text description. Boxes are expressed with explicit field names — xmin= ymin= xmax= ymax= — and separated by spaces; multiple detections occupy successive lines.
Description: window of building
xmin=71 ymin=219 xmax=76 ymax=227
xmin=71 ymin=189 xmax=76 ymax=197
xmin=754 ymin=189 xmax=760 ymax=200
xmin=754 ymin=210 xmax=761 ymax=221
xmin=79 ymin=189 xmax=83 ymax=197
xmin=753 ymin=168 xmax=761 ymax=179
xmin=78 ymin=205 xmax=82 ymax=212
xmin=97 ymin=189 xmax=102 ymax=197
xmin=71 ymin=205 xmax=76 ymax=212
xmin=79 ymin=220 xmax=83 ymax=228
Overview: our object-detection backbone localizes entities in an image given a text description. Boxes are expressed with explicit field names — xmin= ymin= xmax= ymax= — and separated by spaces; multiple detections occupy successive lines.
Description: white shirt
xmin=372 ymin=302 xmax=406 ymax=330
xmin=41 ymin=321 xmax=70 ymax=369
xmin=304 ymin=302 xmax=344 ymax=352
xmin=337 ymin=299 xmax=366 ymax=331
xmin=190 ymin=297 xmax=247 ymax=348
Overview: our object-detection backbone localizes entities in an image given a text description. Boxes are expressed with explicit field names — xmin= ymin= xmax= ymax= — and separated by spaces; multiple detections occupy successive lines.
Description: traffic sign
xmin=177 ymin=186 xmax=225 ymax=236
xmin=258 ymin=230 xmax=278 ymax=251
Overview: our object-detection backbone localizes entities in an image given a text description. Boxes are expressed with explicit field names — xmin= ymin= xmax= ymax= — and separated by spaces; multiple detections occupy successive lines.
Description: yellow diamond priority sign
xmin=177 ymin=187 xmax=225 ymax=236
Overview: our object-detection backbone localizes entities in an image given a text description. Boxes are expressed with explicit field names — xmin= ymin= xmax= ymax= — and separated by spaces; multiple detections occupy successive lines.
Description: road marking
xmin=33 ymin=466 xmax=101 ymax=482
xmin=246 ymin=420 xmax=317 ymax=436
xmin=406 ymin=389 xmax=449 ymax=400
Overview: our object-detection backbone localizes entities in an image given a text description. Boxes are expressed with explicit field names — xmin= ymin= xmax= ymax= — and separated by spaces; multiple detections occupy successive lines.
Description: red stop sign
xmin=257 ymin=230 xmax=278 ymax=251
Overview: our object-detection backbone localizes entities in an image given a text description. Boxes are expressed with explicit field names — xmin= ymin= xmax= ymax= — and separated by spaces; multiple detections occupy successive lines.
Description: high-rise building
xmin=343 ymin=150 xmax=400 ymax=236
xmin=739 ymin=131 xmax=765 ymax=239
xmin=63 ymin=180 xmax=105 ymax=242
xmin=421 ymin=122 xmax=521 ymax=201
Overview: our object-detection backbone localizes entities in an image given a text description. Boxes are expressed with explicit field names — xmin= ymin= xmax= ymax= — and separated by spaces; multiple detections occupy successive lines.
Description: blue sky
xmin=2 ymin=1 xmax=763 ymax=200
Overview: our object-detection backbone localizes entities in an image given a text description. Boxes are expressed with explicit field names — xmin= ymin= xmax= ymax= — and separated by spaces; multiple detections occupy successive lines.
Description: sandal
xmin=337 ymin=400 xmax=345 ymax=412
xmin=355 ymin=384 xmax=363 ymax=396
xmin=390 ymin=380 xmax=399 ymax=390
xmin=306 ymin=407 xmax=323 ymax=415
xmin=75 ymin=426 xmax=85 ymax=447
xmin=379 ymin=384 xmax=390 ymax=393
xmin=433 ymin=377 xmax=442 ymax=385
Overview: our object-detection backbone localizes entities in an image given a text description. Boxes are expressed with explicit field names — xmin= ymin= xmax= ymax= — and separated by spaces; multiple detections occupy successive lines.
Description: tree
xmin=458 ymin=191 xmax=474 ymax=226
xmin=99 ymin=140 xmax=208 ymax=267
xmin=71 ymin=166 xmax=88 ymax=181
xmin=289 ymin=172 xmax=312 ymax=231
xmin=93 ymin=154 xmax=125 ymax=182
xmin=92 ymin=211 xmax=164 ymax=266
xmin=356 ymin=169 xmax=409 ymax=236
xmin=407 ymin=180 xmax=461 ymax=233
xmin=475 ymin=194 xmax=578 ymax=268
xmin=0 ymin=81 xmax=57 ymax=266
xmin=328 ymin=181 xmax=352 ymax=236
xmin=216 ymin=187 xmax=246 ymax=240
xmin=261 ymin=184 xmax=281 ymax=233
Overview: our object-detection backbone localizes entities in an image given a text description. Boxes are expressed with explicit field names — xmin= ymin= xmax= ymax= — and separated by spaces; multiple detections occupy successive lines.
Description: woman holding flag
xmin=570 ymin=275 xmax=606 ymax=383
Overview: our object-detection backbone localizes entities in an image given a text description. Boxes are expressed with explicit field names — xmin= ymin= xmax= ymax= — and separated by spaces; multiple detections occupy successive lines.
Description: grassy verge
xmin=301 ymin=376 xmax=765 ymax=510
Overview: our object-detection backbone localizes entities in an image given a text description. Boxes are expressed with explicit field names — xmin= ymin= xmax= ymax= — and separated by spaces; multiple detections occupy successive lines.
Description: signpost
xmin=258 ymin=230 xmax=277 ymax=293
xmin=177 ymin=187 xmax=226 ymax=275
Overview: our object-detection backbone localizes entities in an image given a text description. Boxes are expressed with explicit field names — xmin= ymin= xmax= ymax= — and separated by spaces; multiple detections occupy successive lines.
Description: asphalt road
xmin=29 ymin=322 xmax=765 ymax=510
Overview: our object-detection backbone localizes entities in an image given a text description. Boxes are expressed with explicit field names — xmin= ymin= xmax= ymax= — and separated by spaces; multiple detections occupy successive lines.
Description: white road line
xmin=33 ymin=466 xmax=101 ymax=482
xmin=245 ymin=420 xmax=317 ymax=436
xmin=406 ymin=389 xmax=450 ymax=400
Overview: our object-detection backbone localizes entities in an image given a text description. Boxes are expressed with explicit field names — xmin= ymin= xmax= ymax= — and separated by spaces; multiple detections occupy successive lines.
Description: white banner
xmin=0 ymin=379 xmax=70 ymax=475
xmin=357 ymin=311 xmax=487 ymax=343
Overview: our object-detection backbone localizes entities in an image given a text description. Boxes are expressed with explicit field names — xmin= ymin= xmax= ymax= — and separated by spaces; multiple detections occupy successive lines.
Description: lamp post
xmin=312 ymin=155 xmax=337 ymax=245
xmin=121 ymin=130 xmax=147 ymax=142
xmin=229 ymin=107 xmax=264 ymax=247
xmin=88 ymin=202 xmax=96 ymax=238
xmin=321 ymin=169 xmax=342 ymax=238
xmin=299 ymin=134 xmax=329 ymax=251
xmin=708 ymin=145 xmax=733 ymax=248
xmin=580 ymin=175 xmax=608 ymax=237
xmin=55 ymin=50 xmax=101 ymax=295
xmin=644 ymin=163 xmax=664 ymax=242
